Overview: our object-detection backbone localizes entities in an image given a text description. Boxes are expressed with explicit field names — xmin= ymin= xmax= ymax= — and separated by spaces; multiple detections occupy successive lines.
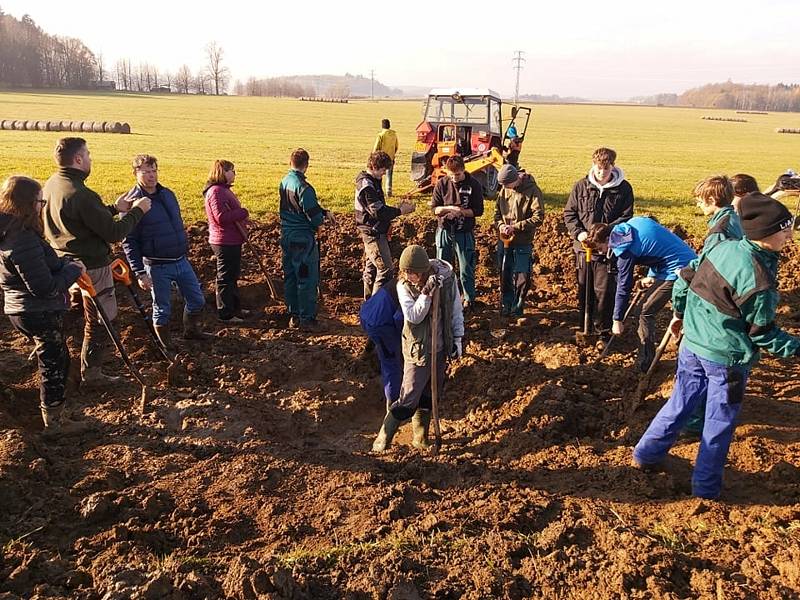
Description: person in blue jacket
xmin=585 ymin=216 xmax=697 ymax=371
xmin=359 ymin=278 xmax=404 ymax=411
xmin=122 ymin=154 xmax=210 ymax=349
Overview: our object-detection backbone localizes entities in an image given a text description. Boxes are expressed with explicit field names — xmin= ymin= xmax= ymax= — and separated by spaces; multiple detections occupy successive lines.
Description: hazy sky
xmin=5 ymin=0 xmax=797 ymax=99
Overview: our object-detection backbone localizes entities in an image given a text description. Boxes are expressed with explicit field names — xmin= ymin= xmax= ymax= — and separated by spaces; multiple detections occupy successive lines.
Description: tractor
xmin=410 ymin=88 xmax=531 ymax=199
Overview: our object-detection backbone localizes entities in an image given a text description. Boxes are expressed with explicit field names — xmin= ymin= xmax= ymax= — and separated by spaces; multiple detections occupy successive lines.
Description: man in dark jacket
xmin=563 ymin=147 xmax=634 ymax=337
xmin=355 ymin=151 xmax=415 ymax=300
xmin=122 ymin=154 xmax=209 ymax=349
xmin=431 ymin=155 xmax=484 ymax=310
xmin=494 ymin=164 xmax=545 ymax=316
xmin=43 ymin=138 xmax=151 ymax=387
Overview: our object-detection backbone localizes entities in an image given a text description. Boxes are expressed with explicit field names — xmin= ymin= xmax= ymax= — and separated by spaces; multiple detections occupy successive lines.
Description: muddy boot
xmin=154 ymin=324 xmax=175 ymax=352
xmin=411 ymin=409 xmax=432 ymax=450
xmin=40 ymin=404 xmax=91 ymax=441
xmin=81 ymin=366 xmax=122 ymax=390
xmin=372 ymin=411 xmax=402 ymax=452
xmin=183 ymin=311 xmax=213 ymax=340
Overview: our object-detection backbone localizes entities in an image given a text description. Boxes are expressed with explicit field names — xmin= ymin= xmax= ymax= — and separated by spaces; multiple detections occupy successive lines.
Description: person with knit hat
xmin=372 ymin=244 xmax=465 ymax=452
xmin=494 ymin=163 xmax=544 ymax=316
xmin=633 ymin=193 xmax=800 ymax=499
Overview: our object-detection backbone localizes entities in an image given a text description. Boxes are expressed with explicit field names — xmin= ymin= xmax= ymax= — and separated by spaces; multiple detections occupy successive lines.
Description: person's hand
xmin=500 ymin=224 xmax=513 ymax=237
xmin=450 ymin=337 xmax=463 ymax=359
xmin=421 ymin=274 xmax=442 ymax=296
xmin=138 ymin=274 xmax=152 ymax=291
xmin=612 ymin=320 xmax=624 ymax=335
xmin=577 ymin=231 xmax=589 ymax=243
xmin=399 ymin=201 xmax=415 ymax=215
xmin=640 ymin=276 xmax=655 ymax=288
xmin=443 ymin=210 xmax=459 ymax=220
xmin=72 ymin=259 xmax=87 ymax=275
xmin=669 ymin=316 xmax=683 ymax=339
xmin=132 ymin=197 xmax=152 ymax=214
xmin=115 ymin=192 xmax=134 ymax=213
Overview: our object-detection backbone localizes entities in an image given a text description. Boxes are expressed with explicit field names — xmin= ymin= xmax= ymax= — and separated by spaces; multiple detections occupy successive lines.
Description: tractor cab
xmin=411 ymin=88 xmax=531 ymax=198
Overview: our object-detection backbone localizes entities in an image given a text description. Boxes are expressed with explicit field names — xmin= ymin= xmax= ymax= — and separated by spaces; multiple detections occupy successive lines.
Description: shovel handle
xmin=76 ymin=273 xmax=97 ymax=297
xmin=110 ymin=258 xmax=133 ymax=286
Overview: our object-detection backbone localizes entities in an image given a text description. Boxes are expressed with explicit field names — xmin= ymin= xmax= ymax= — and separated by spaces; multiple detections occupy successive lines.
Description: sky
xmin=3 ymin=0 xmax=797 ymax=100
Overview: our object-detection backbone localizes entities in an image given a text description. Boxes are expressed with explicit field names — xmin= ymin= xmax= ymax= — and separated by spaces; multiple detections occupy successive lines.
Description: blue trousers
xmin=281 ymin=231 xmax=319 ymax=321
xmin=366 ymin=324 xmax=403 ymax=404
xmin=496 ymin=242 xmax=533 ymax=315
xmin=436 ymin=228 xmax=476 ymax=303
xmin=146 ymin=257 xmax=206 ymax=326
xmin=633 ymin=346 xmax=749 ymax=499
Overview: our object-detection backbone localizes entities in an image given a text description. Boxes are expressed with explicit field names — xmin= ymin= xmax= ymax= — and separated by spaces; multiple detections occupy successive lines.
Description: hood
xmin=128 ymin=182 xmax=165 ymax=199
xmin=588 ymin=166 xmax=626 ymax=191
xmin=202 ymin=182 xmax=230 ymax=196
xmin=515 ymin=173 xmax=538 ymax=196
xmin=355 ymin=170 xmax=379 ymax=186
xmin=431 ymin=258 xmax=454 ymax=279
xmin=609 ymin=221 xmax=635 ymax=256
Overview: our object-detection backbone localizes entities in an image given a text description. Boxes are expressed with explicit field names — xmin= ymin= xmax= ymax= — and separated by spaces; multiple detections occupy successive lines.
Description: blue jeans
xmin=145 ymin=257 xmax=206 ymax=326
xmin=496 ymin=242 xmax=533 ymax=315
xmin=435 ymin=228 xmax=476 ymax=303
xmin=633 ymin=346 xmax=749 ymax=499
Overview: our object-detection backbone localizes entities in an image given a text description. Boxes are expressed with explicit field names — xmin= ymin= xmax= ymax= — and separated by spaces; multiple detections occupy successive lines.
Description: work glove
xmin=577 ymin=231 xmax=588 ymax=243
xmin=421 ymin=274 xmax=443 ymax=296
xmin=612 ymin=320 xmax=624 ymax=335
xmin=450 ymin=337 xmax=463 ymax=359
xmin=640 ymin=276 xmax=655 ymax=288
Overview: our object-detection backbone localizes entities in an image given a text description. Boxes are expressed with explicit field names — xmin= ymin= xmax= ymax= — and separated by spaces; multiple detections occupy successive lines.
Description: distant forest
xmin=0 ymin=8 xmax=98 ymax=89
xmin=633 ymin=82 xmax=800 ymax=112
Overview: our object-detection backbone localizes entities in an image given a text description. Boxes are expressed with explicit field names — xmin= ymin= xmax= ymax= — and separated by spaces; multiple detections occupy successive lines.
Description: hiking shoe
xmin=221 ymin=316 xmax=245 ymax=324
xmin=81 ymin=367 xmax=122 ymax=389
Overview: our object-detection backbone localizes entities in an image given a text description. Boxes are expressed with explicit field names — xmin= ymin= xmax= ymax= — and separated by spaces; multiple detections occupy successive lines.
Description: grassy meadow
xmin=1 ymin=90 xmax=799 ymax=234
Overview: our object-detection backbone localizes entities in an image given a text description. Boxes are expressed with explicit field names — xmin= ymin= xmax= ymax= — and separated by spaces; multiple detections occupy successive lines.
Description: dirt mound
xmin=1 ymin=212 xmax=799 ymax=599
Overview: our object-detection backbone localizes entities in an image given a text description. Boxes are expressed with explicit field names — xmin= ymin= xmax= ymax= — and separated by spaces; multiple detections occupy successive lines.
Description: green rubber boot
xmin=411 ymin=409 xmax=432 ymax=450
xmin=372 ymin=411 xmax=403 ymax=452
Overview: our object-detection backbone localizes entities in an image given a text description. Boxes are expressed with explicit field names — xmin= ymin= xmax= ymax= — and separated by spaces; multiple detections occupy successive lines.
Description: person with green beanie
xmin=372 ymin=244 xmax=464 ymax=452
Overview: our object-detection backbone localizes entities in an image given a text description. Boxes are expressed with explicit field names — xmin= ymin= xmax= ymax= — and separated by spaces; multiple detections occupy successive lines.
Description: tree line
xmin=0 ymin=8 xmax=230 ymax=94
xmin=634 ymin=82 xmax=800 ymax=112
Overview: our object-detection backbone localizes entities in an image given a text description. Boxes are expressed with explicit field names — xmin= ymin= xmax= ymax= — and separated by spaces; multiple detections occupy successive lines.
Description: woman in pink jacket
xmin=203 ymin=160 xmax=249 ymax=322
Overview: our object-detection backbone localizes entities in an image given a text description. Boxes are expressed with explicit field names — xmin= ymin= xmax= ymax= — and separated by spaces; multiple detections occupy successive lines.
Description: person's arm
xmin=741 ymin=289 xmax=800 ymax=357
xmin=361 ymin=185 xmax=401 ymax=223
xmin=299 ymin=184 xmax=325 ymax=228
xmin=9 ymin=232 xmax=83 ymax=298
xmin=613 ymin=251 xmax=636 ymax=321
xmin=373 ymin=134 xmax=382 ymax=153
xmin=513 ymin=186 xmax=544 ymax=233
xmin=397 ymin=281 xmax=431 ymax=325
xmin=469 ymin=180 xmax=485 ymax=219
xmin=208 ymin=188 xmax=249 ymax=226
xmin=609 ymin=183 xmax=634 ymax=226
xmin=121 ymin=224 xmax=145 ymax=275
xmin=563 ymin=182 xmax=584 ymax=240
xmin=79 ymin=190 xmax=144 ymax=243
xmin=451 ymin=279 xmax=464 ymax=338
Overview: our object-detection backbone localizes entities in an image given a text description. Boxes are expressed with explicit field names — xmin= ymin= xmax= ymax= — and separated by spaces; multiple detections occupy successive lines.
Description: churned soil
xmin=1 ymin=213 xmax=799 ymax=599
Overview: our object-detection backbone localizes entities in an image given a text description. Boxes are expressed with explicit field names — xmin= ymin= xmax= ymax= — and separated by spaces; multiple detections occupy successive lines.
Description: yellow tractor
xmin=410 ymin=88 xmax=531 ymax=198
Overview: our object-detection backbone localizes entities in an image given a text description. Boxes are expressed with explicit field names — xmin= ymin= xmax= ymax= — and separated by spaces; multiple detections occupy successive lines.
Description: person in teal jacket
xmin=279 ymin=148 xmax=333 ymax=330
xmin=674 ymin=175 xmax=743 ymax=435
xmin=634 ymin=193 xmax=800 ymax=499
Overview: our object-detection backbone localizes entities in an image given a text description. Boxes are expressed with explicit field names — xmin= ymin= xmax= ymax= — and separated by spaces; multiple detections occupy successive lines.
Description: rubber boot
xmin=411 ymin=409 xmax=432 ymax=450
xmin=154 ymin=324 xmax=175 ymax=352
xmin=183 ymin=311 xmax=213 ymax=340
xmin=81 ymin=366 xmax=122 ymax=389
xmin=372 ymin=411 xmax=403 ymax=452
xmin=81 ymin=329 xmax=121 ymax=389
xmin=40 ymin=404 xmax=91 ymax=440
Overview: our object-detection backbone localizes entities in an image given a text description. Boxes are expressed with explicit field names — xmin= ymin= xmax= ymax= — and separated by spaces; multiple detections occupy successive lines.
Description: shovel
xmin=594 ymin=284 xmax=645 ymax=365
xmin=76 ymin=272 xmax=151 ymax=414
xmin=630 ymin=330 xmax=682 ymax=416
xmin=110 ymin=259 xmax=173 ymax=364
xmin=575 ymin=244 xmax=594 ymax=345
xmin=236 ymin=221 xmax=278 ymax=303
xmin=430 ymin=286 xmax=442 ymax=456
xmin=498 ymin=226 xmax=514 ymax=313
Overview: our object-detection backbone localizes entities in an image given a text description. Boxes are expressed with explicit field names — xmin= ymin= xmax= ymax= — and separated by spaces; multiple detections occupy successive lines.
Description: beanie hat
xmin=399 ymin=245 xmax=430 ymax=273
xmin=739 ymin=192 xmax=793 ymax=240
xmin=498 ymin=164 xmax=519 ymax=185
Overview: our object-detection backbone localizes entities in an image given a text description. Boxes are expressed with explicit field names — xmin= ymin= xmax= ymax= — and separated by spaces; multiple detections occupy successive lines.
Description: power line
xmin=512 ymin=51 xmax=525 ymax=108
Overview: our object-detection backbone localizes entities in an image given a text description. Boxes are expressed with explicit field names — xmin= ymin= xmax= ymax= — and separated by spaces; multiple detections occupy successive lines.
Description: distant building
xmin=150 ymin=86 xmax=171 ymax=93
xmin=90 ymin=80 xmax=116 ymax=91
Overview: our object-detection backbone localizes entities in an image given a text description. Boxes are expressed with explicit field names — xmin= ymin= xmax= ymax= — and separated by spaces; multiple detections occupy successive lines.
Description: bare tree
xmin=192 ymin=68 xmax=211 ymax=95
xmin=205 ymin=41 xmax=230 ymax=95
xmin=175 ymin=64 xmax=192 ymax=94
xmin=95 ymin=51 xmax=104 ymax=82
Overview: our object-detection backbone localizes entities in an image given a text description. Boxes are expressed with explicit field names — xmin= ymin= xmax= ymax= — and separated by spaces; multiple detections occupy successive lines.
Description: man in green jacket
xmin=43 ymin=137 xmax=151 ymax=386
xmin=494 ymin=164 xmax=545 ymax=316
xmin=634 ymin=193 xmax=800 ymax=499
xmin=373 ymin=119 xmax=399 ymax=197
xmin=279 ymin=148 xmax=333 ymax=330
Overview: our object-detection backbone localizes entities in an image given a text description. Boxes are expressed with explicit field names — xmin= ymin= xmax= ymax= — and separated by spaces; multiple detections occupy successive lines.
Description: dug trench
xmin=1 ymin=214 xmax=799 ymax=599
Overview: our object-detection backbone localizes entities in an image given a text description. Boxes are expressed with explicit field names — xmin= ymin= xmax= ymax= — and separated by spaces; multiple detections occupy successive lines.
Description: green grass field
xmin=1 ymin=90 xmax=799 ymax=234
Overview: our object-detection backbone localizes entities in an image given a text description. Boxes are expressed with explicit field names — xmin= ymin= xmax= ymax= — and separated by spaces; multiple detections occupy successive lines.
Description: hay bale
xmin=81 ymin=121 xmax=94 ymax=132
xmin=0 ymin=120 xmax=13 ymax=130
xmin=35 ymin=121 xmax=49 ymax=131
xmin=120 ymin=122 xmax=131 ymax=134
xmin=107 ymin=121 xmax=123 ymax=133
xmin=776 ymin=128 xmax=800 ymax=134
xmin=93 ymin=121 xmax=106 ymax=133
xmin=69 ymin=121 xmax=82 ymax=132
xmin=48 ymin=121 xmax=62 ymax=132
xmin=60 ymin=120 xmax=72 ymax=131
xmin=12 ymin=120 xmax=26 ymax=130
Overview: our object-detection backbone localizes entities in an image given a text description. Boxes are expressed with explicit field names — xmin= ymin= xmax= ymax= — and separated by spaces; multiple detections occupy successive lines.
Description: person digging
xmin=372 ymin=245 xmax=464 ymax=452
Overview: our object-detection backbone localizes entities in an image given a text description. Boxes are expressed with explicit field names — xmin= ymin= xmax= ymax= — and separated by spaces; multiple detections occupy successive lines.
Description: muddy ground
xmin=1 ymin=214 xmax=799 ymax=600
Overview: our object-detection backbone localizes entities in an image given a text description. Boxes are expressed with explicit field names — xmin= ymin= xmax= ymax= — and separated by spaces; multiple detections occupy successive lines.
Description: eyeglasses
xmin=36 ymin=199 xmax=47 ymax=206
